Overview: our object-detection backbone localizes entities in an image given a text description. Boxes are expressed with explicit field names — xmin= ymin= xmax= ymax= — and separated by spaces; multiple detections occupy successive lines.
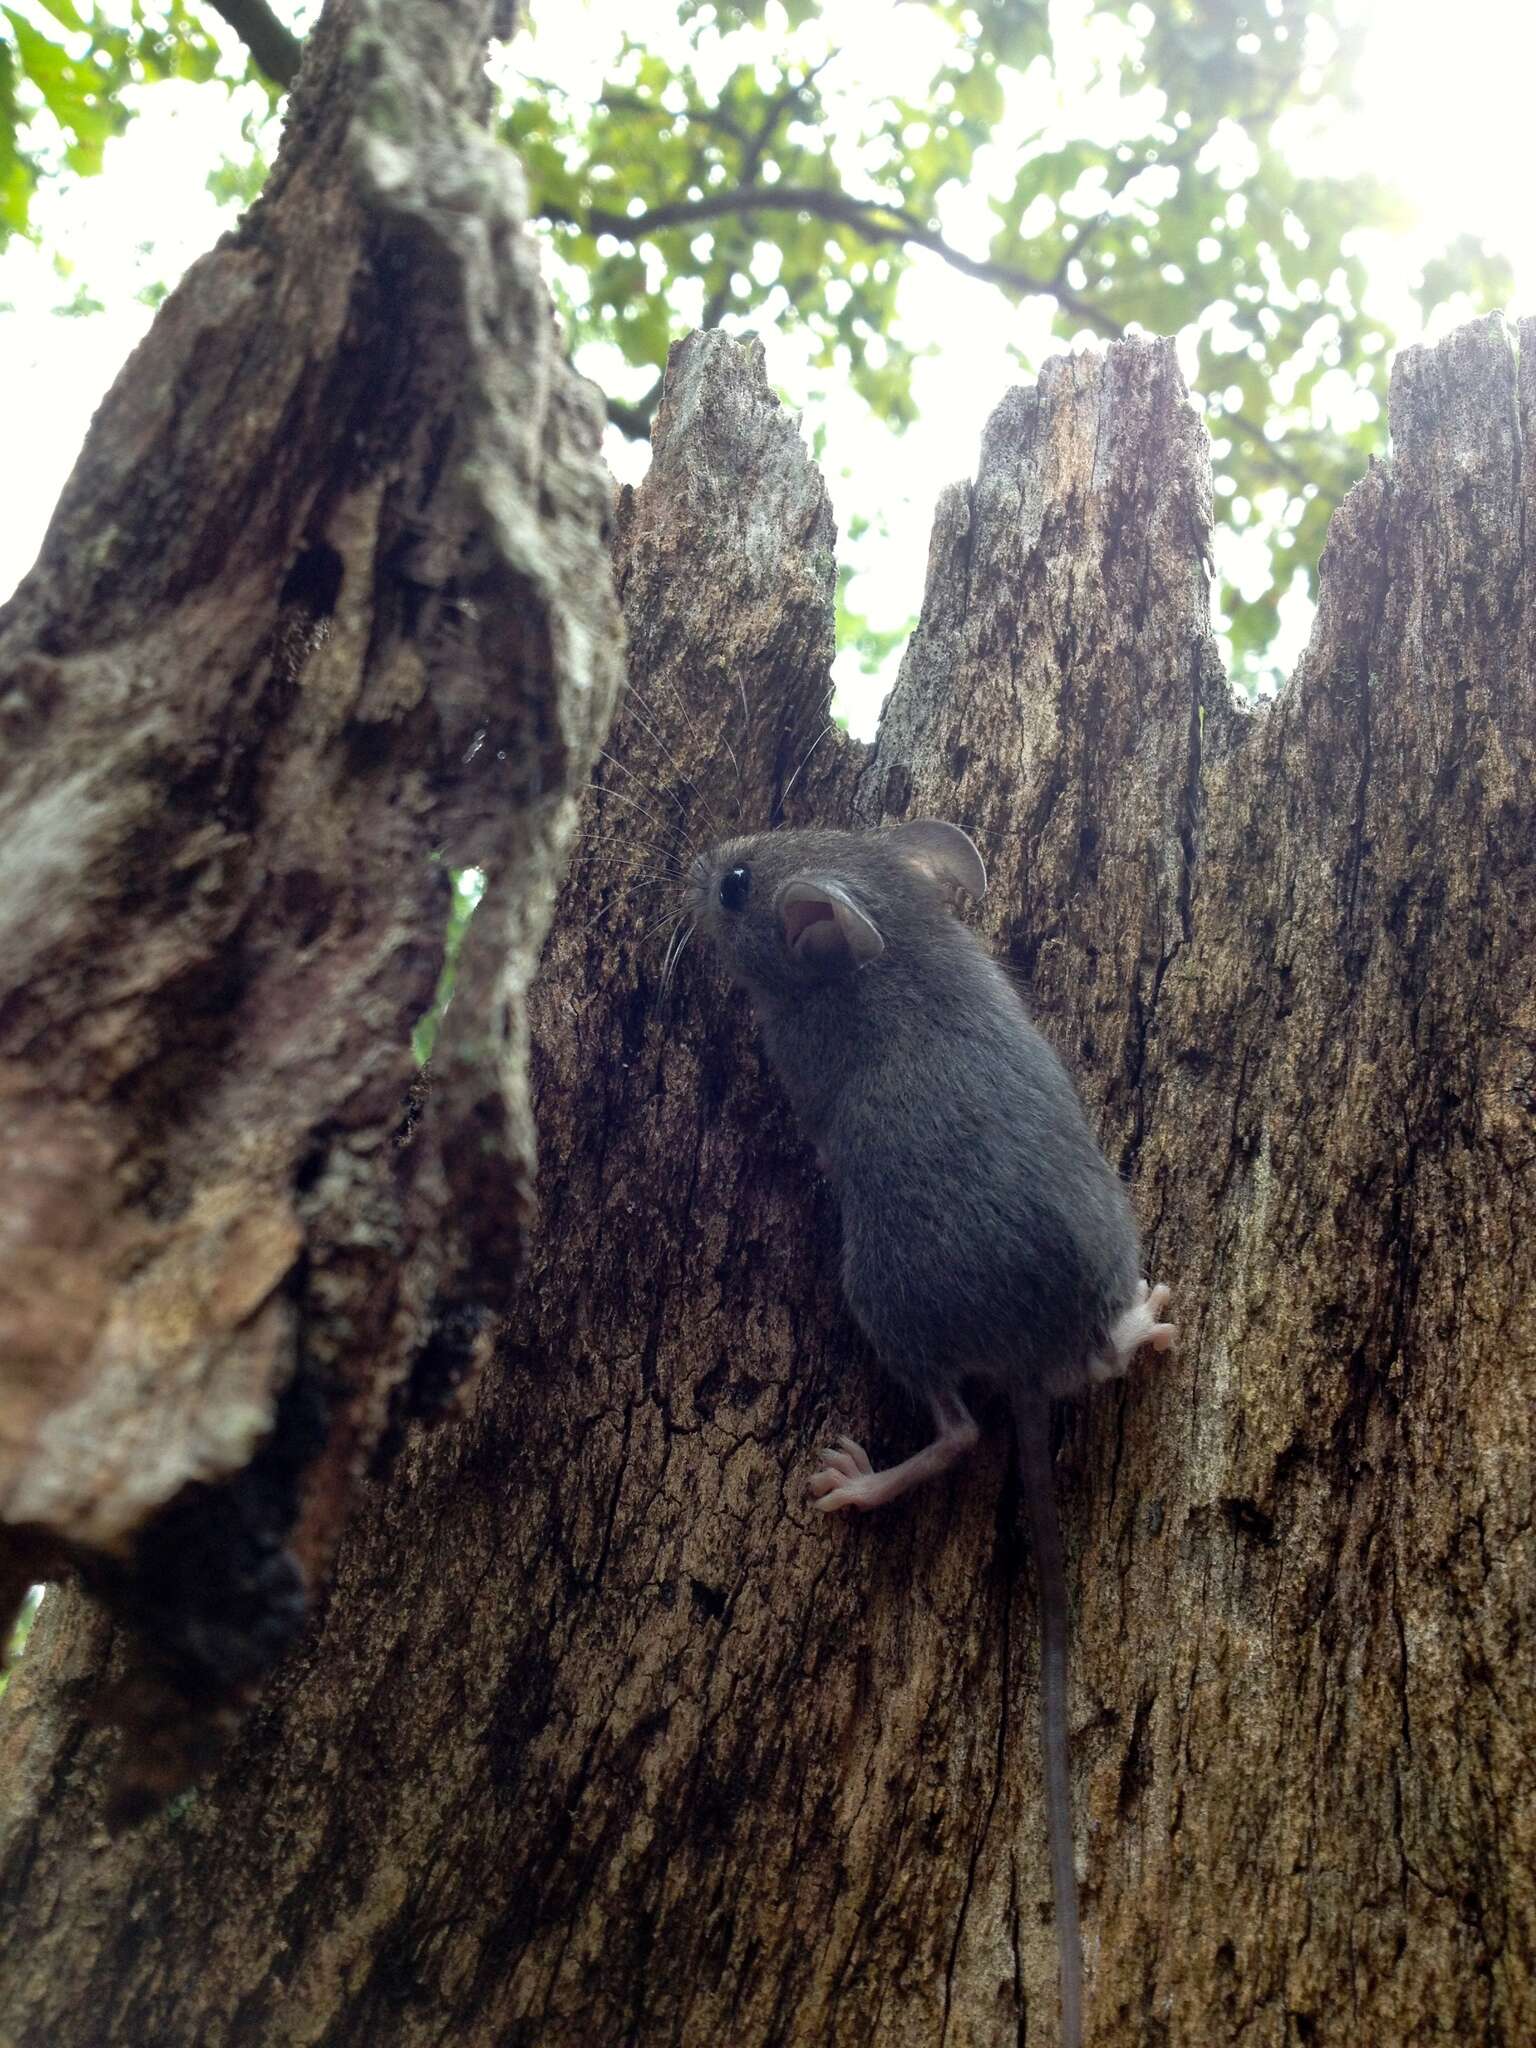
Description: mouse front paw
xmin=1122 ymin=1269 xmax=1179 ymax=1368
xmin=1141 ymin=1278 xmax=1177 ymax=1351
xmin=1104 ymin=1277 xmax=1177 ymax=1372
xmin=809 ymin=1436 xmax=879 ymax=1513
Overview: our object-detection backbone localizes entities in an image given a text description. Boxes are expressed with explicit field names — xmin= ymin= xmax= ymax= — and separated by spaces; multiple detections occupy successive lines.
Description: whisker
xmin=631 ymin=674 xmax=707 ymax=759
xmin=663 ymin=913 xmax=688 ymax=983
xmin=656 ymin=923 xmax=683 ymax=1004
xmin=601 ymin=832 xmax=689 ymax=875
xmin=569 ymin=879 xmax=671 ymax=940
xmin=597 ymin=747 xmax=690 ymax=827
xmin=621 ymin=700 xmax=722 ymax=837
xmin=636 ymin=905 xmax=688 ymax=951
xmin=585 ymin=779 xmax=678 ymax=837
xmin=656 ymin=915 xmax=697 ymax=1008
xmin=778 ymin=719 xmax=834 ymax=813
xmin=644 ymin=672 xmax=741 ymax=788
xmin=664 ymin=919 xmax=697 ymax=1001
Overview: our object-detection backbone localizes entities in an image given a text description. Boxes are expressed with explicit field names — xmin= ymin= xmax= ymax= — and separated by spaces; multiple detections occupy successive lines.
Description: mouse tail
xmin=1015 ymin=1388 xmax=1084 ymax=2048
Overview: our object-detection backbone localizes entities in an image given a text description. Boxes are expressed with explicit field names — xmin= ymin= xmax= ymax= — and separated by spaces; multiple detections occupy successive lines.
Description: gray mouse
xmin=690 ymin=818 xmax=1174 ymax=2048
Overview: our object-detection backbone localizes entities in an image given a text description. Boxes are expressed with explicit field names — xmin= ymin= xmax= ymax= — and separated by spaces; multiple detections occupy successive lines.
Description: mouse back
xmin=691 ymin=820 xmax=1141 ymax=1391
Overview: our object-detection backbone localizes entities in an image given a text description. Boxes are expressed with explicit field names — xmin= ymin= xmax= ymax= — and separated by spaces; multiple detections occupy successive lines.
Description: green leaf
xmin=0 ymin=1585 xmax=43 ymax=1702
xmin=0 ymin=0 xmax=235 ymax=249
xmin=32 ymin=0 xmax=86 ymax=30
xmin=412 ymin=867 xmax=487 ymax=1066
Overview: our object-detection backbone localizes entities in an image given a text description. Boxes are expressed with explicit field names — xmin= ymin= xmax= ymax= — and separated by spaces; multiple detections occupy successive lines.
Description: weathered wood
xmin=0 ymin=0 xmax=622 ymax=1813
xmin=1 ymin=98 xmax=1531 ymax=2044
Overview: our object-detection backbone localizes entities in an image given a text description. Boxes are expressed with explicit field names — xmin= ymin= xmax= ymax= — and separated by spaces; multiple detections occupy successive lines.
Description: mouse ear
xmin=886 ymin=819 xmax=987 ymax=899
xmin=776 ymin=877 xmax=885 ymax=971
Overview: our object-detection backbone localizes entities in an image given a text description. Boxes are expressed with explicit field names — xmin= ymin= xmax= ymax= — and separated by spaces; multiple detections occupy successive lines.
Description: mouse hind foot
xmin=1087 ymin=1277 xmax=1176 ymax=1384
xmin=809 ymin=1393 xmax=979 ymax=1513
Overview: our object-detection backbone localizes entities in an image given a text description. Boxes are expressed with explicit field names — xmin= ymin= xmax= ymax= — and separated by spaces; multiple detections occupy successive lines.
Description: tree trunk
xmin=0 ymin=0 xmax=622 ymax=1813
xmin=3 ymin=19 xmax=1533 ymax=2039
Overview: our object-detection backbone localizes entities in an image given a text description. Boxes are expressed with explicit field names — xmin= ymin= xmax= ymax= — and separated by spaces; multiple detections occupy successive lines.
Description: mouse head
xmin=690 ymin=821 xmax=987 ymax=1001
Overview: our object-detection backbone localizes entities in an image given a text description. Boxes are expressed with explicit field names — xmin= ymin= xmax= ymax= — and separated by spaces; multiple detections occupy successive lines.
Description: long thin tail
xmin=1016 ymin=1390 xmax=1084 ymax=2048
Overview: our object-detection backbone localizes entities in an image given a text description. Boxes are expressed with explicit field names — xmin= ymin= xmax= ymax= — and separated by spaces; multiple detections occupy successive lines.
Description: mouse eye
xmin=719 ymin=865 xmax=751 ymax=912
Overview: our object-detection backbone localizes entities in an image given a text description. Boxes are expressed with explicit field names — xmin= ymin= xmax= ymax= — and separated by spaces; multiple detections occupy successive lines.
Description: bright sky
xmin=1 ymin=0 xmax=1531 ymax=732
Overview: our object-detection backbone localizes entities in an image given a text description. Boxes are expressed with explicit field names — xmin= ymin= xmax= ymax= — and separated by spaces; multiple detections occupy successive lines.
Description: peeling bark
xmin=0 ymin=0 xmax=622 ymax=1812
xmin=1 ymin=181 xmax=1532 ymax=2048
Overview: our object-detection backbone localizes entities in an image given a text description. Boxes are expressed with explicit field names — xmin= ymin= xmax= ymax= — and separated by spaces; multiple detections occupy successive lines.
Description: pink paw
xmin=1120 ymin=1277 xmax=1176 ymax=1355
xmin=1140 ymin=1278 xmax=1177 ymax=1352
xmin=1094 ymin=1278 xmax=1177 ymax=1381
xmin=809 ymin=1435 xmax=879 ymax=1514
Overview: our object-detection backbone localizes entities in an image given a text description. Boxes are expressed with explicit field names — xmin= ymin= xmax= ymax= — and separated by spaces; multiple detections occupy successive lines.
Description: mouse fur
xmin=693 ymin=822 xmax=1147 ymax=1401
xmin=690 ymin=819 xmax=1175 ymax=2048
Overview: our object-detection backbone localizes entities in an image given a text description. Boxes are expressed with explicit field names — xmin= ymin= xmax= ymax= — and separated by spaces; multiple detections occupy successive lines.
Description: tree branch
xmin=607 ymin=378 xmax=664 ymax=439
xmin=575 ymin=173 xmax=1343 ymax=500
xmin=598 ymin=68 xmax=832 ymax=445
xmin=204 ymin=0 xmax=303 ymax=89
xmin=596 ymin=91 xmax=748 ymax=146
xmin=579 ymin=182 xmax=1127 ymax=341
xmin=1214 ymin=411 xmax=1344 ymax=501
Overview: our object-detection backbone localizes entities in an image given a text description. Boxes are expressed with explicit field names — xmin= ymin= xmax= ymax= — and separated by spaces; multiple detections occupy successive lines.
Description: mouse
xmin=688 ymin=818 xmax=1175 ymax=2048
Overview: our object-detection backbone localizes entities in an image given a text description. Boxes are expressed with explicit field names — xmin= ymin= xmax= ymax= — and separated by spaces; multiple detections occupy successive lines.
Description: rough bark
xmin=3 ymin=281 xmax=1533 ymax=2046
xmin=0 ymin=0 xmax=622 ymax=1814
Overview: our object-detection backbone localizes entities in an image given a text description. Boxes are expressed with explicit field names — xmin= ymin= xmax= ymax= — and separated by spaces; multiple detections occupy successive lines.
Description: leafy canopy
xmin=505 ymin=0 xmax=1509 ymax=681
xmin=1 ymin=0 xmax=1514 ymax=682
xmin=2 ymin=0 xmax=228 ymax=243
